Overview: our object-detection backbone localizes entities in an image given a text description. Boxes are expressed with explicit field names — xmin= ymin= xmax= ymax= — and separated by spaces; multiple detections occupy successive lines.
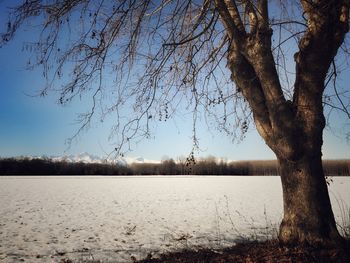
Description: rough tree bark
xmin=215 ymin=0 xmax=349 ymax=245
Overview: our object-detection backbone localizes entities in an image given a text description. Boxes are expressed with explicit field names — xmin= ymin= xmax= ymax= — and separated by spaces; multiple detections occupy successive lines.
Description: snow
xmin=0 ymin=176 xmax=349 ymax=263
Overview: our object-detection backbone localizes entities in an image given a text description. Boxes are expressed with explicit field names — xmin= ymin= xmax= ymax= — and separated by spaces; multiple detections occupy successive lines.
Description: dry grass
xmin=137 ymin=240 xmax=350 ymax=263
xmin=136 ymin=199 xmax=350 ymax=263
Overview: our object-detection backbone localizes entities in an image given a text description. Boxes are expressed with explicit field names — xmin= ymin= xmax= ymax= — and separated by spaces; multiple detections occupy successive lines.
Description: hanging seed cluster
xmin=159 ymin=103 xmax=169 ymax=122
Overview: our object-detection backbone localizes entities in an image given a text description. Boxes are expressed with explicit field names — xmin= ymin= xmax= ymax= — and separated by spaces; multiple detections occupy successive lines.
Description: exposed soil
xmin=137 ymin=240 xmax=350 ymax=263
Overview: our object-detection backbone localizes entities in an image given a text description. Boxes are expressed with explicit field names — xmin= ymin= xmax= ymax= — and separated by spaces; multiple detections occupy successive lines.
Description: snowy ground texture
xmin=0 ymin=176 xmax=349 ymax=263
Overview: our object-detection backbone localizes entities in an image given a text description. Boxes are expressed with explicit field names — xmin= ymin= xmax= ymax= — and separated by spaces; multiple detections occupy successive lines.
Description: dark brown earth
xmin=137 ymin=240 xmax=350 ymax=263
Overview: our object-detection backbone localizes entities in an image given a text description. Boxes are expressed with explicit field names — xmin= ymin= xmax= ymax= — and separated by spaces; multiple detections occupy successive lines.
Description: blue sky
xmin=0 ymin=3 xmax=349 ymax=161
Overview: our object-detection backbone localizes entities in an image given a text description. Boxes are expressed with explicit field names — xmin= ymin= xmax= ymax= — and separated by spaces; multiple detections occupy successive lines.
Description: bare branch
xmin=242 ymin=0 xmax=258 ymax=33
xmin=223 ymin=0 xmax=245 ymax=32
xmin=331 ymin=61 xmax=350 ymax=119
xmin=214 ymin=0 xmax=245 ymax=41
xmin=257 ymin=0 xmax=268 ymax=30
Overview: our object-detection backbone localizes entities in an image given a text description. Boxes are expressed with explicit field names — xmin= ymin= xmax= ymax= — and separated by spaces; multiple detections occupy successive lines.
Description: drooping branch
xmin=2 ymin=0 xmax=247 ymax=155
xmin=163 ymin=9 xmax=217 ymax=47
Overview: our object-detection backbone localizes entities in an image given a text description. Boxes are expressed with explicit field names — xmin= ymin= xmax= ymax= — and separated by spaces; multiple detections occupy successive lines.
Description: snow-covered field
xmin=0 ymin=176 xmax=349 ymax=263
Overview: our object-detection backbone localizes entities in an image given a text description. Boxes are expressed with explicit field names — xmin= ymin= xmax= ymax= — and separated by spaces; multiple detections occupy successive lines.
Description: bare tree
xmin=1 ymin=0 xmax=350 ymax=247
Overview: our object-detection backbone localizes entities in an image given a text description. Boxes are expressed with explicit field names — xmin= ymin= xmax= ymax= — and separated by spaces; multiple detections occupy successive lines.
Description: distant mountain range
xmin=14 ymin=152 xmax=159 ymax=166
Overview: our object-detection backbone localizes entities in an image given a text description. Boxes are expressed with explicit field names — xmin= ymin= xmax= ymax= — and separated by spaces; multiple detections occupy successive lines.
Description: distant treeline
xmin=130 ymin=159 xmax=350 ymax=176
xmin=0 ymin=158 xmax=132 ymax=175
xmin=0 ymin=157 xmax=349 ymax=176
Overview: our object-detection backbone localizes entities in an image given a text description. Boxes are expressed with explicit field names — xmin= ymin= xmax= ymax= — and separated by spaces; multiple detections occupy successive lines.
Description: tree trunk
xmin=214 ymin=0 xmax=349 ymax=248
xmin=278 ymin=153 xmax=344 ymax=246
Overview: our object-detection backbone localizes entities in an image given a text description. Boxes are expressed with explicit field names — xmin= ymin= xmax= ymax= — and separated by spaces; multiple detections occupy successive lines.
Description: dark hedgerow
xmin=0 ymin=157 xmax=349 ymax=176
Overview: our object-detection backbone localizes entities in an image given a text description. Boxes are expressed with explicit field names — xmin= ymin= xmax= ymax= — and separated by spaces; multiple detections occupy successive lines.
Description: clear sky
xmin=0 ymin=3 xmax=349 ymax=161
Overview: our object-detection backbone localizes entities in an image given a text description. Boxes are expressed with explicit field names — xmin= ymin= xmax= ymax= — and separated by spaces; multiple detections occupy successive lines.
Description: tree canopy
xmin=1 ymin=0 xmax=348 ymax=157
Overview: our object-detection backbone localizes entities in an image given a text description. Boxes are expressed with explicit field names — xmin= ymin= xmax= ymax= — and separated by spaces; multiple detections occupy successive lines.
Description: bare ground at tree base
xmin=137 ymin=240 xmax=350 ymax=263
